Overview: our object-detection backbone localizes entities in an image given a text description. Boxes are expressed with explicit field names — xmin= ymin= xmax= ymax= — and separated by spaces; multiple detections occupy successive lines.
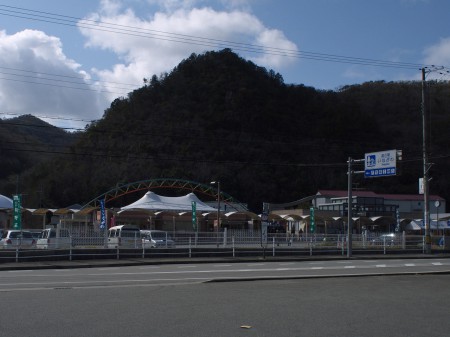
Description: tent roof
xmin=0 ymin=194 xmax=13 ymax=209
xmin=406 ymin=221 xmax=422 ymax=231
xmin=225 ymin=211 xmax=259 ymax=220
xmin=121 ymin=192 xmax=216 ymax=212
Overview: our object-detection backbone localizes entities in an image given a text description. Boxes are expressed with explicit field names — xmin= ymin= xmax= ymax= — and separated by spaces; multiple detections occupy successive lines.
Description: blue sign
xmin=364 ymin=150 xmax=397 ymax=178
xmin=99 ymin=199 xmax=106 ymax=229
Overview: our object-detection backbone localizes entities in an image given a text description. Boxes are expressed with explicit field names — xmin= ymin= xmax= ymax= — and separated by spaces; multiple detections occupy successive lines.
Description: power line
xmin=0 ymin=143 xmax=349 ymax=169
xmin=0 ymin=4 xmax=430 ymax=70
xmin=1 ymin=111 xmax=411 ymax=154
xmin=4 ymin=138 xmax=448 ymax=169
xmin=0 ymin=74 xmax=130 ymax=96
xmin=0 ymin=111 xmax=94 ymax=124
xmin=0 ymin=65 xmax=140 ymax=90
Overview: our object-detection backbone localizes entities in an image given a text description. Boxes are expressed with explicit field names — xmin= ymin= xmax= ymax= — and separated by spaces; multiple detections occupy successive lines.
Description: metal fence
xmin=0 ymin=231 xmax=447 ymax=263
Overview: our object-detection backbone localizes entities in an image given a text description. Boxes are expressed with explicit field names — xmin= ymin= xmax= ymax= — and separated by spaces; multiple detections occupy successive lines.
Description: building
xmin=269 ymin=190 xmax=449 ymax=234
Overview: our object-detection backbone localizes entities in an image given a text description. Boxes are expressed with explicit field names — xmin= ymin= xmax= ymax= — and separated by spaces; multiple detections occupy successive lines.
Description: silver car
xmin=371 ymin=233 xmax=399 ymax=246
xmin=141 ymin=230 xmax=176 ymax=248
xmin=0 ymin=230 xmax=36 ymax=249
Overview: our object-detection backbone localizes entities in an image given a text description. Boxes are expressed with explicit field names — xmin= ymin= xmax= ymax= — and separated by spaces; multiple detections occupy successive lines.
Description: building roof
xmin=317 ymin=190 xmax=444 ymax=201
xmin=317 ymin=190 xmax=379 ymax=198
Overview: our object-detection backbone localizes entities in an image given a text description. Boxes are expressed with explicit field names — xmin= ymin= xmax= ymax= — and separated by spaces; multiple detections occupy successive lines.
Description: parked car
xmin=141 ymin=230 xmax=176 ymax=248
xmin=0 ymin=230 xmax=36 ymax=249
xmin=37 ymin=228 xmax=71 ymax=249
xmin=371 ymin=233 xmax=399 ymax=246
xmin=30 ymin=230 xmax=42 ymax=240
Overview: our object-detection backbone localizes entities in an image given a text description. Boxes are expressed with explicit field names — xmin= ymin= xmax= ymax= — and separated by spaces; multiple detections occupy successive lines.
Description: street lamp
xmin=211 ymin=181 xmax=221 ymax=248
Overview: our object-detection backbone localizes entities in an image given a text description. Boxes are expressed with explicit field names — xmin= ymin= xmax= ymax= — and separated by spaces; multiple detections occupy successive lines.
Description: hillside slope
xmin=3 ymin=50 xmax=449 ymax=211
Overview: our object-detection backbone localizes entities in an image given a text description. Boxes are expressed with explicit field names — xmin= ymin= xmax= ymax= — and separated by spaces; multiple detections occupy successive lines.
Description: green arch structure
xmin=81 ymin=178 xmax=247 ymax=211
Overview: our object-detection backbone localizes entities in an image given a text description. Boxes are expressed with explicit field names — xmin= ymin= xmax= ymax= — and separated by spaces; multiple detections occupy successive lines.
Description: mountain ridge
xmin=0 ymin=50 xmax=448 ymax=212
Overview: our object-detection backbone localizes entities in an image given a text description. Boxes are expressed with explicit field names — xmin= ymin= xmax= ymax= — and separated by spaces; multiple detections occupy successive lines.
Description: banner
xmin=191 ymin=201 xmax=197 ymax=231
xmin=13 ymin=195 xmax=22 ymax=230
xmin=261 ymin=203 xmax=269 ymax=246
xmin=310 ymin=207 xmax=315 ymax=233
xmin=99 ymin=199 xmax=106 ymax=230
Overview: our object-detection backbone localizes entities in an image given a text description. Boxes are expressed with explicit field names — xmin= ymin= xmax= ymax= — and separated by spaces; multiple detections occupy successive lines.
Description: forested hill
xmin=0 ymin=115 xmax=79 ymax=187
xmin=3 ymin=49 xmax=449 ymax=211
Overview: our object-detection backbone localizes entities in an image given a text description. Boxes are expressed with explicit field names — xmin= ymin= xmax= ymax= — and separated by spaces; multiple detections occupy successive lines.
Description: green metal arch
xmin=81 ymin=178 xmax=246 ymax=210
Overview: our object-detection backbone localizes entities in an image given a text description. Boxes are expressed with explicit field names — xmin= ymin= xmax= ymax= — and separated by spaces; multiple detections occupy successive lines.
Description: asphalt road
xmin=0 ymin=258 xmax=449 ymax=290
xmin=1 ymin=259 xmax=449 ymax=336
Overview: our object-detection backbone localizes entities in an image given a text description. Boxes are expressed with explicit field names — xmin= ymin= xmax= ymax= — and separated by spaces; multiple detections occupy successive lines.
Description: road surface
xmin=1 ymin=258 xmax=449 ymax=337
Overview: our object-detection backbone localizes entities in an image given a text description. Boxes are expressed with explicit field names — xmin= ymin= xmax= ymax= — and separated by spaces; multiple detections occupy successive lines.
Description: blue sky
xmin=0 ymin=0 xmax=449 ymax=128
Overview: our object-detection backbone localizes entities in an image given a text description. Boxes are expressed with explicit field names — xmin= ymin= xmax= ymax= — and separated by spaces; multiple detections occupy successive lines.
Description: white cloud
xmin=0 ymin=1 xmax=298 ymax=129
xmin=0 ymin=29 xmax=109 ymax=129
xmin=79 ymin=0 xmax=298 ymax=101
xmin=424 ymin=37 xmax=450 ymax=66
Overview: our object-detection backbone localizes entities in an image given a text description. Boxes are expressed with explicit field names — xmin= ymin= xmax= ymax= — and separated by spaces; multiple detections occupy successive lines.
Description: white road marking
xmin=139 ymin=266 xmax=161 ymax=269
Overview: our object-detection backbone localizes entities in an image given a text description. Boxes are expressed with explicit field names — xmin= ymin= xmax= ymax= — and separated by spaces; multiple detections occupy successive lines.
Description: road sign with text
xmin=364 ymin=150 xmax=397 ymax=178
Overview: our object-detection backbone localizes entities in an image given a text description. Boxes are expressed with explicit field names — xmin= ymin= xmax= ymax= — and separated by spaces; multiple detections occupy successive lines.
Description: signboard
xmin=419 ymin=178 xmax=424 ymax=194
xmin=13 ymin=195 xmax=22 ymax=230
xmin=364 ymin=149 xmax=397 ymax=178
xmin=191 ymin=201 xmax=197 ymax=231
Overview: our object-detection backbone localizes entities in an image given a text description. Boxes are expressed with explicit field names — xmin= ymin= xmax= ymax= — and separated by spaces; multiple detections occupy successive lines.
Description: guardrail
xmin=0 ymin=233 xmax=447 ymax=263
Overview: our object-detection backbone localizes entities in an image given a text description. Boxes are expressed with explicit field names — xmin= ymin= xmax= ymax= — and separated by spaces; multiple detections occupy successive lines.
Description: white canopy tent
xmin=0 ymin=194 xmax=13 ymax=209
xmin=120 ymin=191 xmax=216 ymax=213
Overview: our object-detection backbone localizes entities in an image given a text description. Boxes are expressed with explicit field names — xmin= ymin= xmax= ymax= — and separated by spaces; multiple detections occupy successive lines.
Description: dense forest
xmin=0 ymin=49 xmax=449 ymax=212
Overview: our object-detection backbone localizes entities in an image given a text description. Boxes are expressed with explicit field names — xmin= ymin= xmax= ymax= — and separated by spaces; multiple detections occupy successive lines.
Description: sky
xmin=0 ymin=0 xmax=449 ymax=129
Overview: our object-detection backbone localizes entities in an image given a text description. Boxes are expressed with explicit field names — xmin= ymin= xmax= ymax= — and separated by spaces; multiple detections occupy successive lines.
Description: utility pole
xmin=420 ymin=65 xmax=448 ymax=253
xmin=421 ymin=67 xmax=431 ymax=254
xmin=347 ymin=157 xmax=365 ymax=258
xmin=347 ymin=157 xmax=353 ymax=258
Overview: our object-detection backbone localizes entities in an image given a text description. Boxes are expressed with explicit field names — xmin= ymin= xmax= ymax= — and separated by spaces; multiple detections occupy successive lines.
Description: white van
xmin=108 ymin=225 xmax=142 ymax=248
xmin=37 ymin=228 xmax=71 ymax=249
